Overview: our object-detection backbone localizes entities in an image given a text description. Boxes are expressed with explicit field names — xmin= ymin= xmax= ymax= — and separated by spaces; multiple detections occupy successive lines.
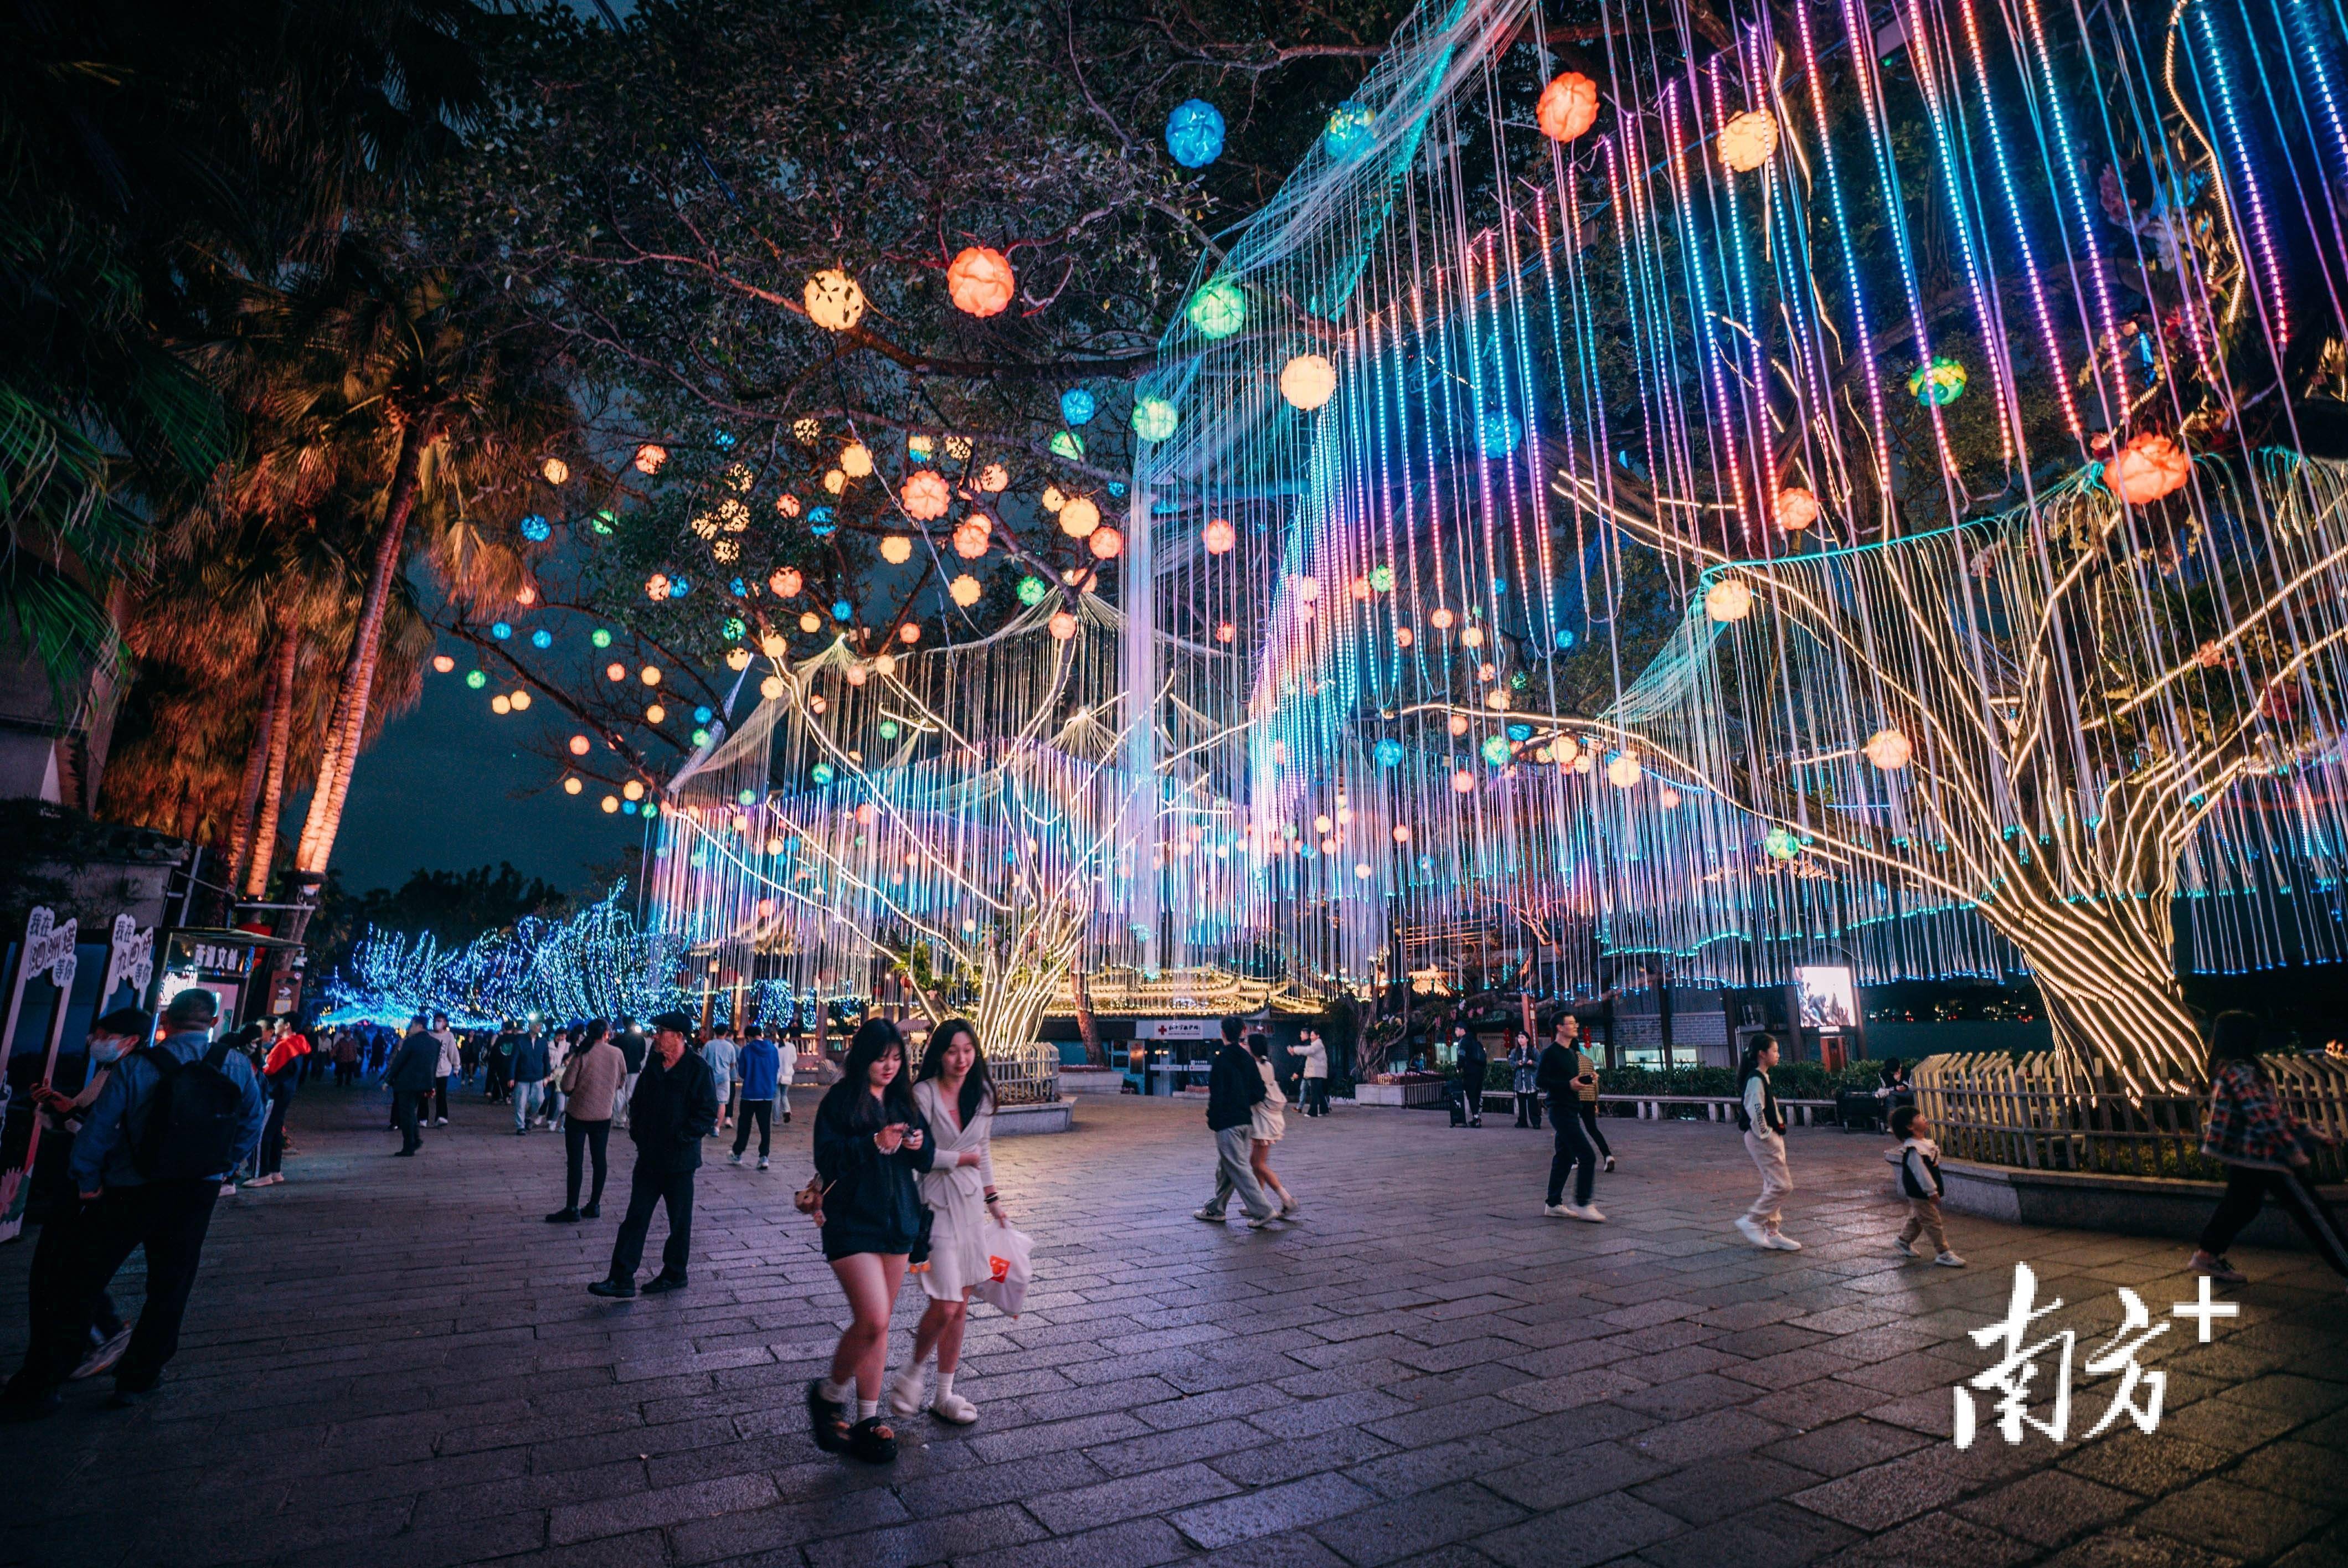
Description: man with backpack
xmin=0 ymin=988 xmax=263 ymax=1419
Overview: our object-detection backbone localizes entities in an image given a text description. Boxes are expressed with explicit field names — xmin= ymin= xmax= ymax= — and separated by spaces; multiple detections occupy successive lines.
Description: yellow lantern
xmin=1059 ymin=495 xmax=1101 ymax=538
xmin=841 ymin=442 xmax=874 ymax=478
xmin=760 ymin=631 xmax=787 ymax=658
xmin=601 ymin=796 xmax=619 ymax=814
xmin=1553 ymin=735 xmax=1580 ymax=768
xmin=805 ymin=267 xmax=866 ymax=331
xmin=1718 ymin=110 xmax=1780 ymax=172
xmin=540 ymin=456 xmax=570 ymax=485
xmin=979 ymin=462 xmax=1010 ymax=493
xmin=1705 ymin=579 xmax=1753 ymax=622
xmin=1041 ymin=485 xmax=1065 ymax=513
xmin=823 ymin=469 xmax=847 ymax=495
xmin=1607 ymin=752 xmax=1642 ymax=789
xmin=946 ymin=246 xmax=1016 ymax=317
xmin=563 ymin=776 xmax=583 ymax=795
xmin=952 ymin=518 xmax=991 ymax=558
xmin=881 ymin=535 xmax=913 ymax=565
xmin=725 ymin=646 xmax=753 ymax=671
xmin=509 ymin=690 xmax=531 ymax=711
xmin=1485 ymin=688 xmax=1511 ymax=711
xmin=949 ymin=573 xmax=983 ymax=607
xmin=1048 ymin=611 xmax=1077 ymax=640
xmin=902 ymin=470 xmax=951 ymax=520
xmin=1865 ymin=727 xmax=1913 ymax=770
xmin=761 ymin=673 xmax=786 ymax=702
xmin=640 ymin=664 xmax=662 ymax=686
xmin=490 ymin=694 xmax=511 ymax=714
xmin=799 ymin=611 xmax=821 ymax=633
xmin=1537 ymin=72 xmax=1600 ymax=141
xmin=431 ymin=653 xmax=455 ymax=674
xmin=1279 ymin=354 xmax=1337 ymax=411
xmin=633 ymin=443 xmax=667 ymax=474
xmin=873 ymin=653 xmax=896 ymax=675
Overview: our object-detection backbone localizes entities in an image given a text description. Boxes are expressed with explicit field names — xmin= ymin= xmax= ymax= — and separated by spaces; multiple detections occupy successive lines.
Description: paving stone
xmin=1471 ymin=1492 xmax=1683 ymax=1568
xmin=1172 ymin=1472 xmax=1382 ymax=1550
xmin=1308 ymin=1479 xmax=1527 ymax=1566
xmin=2131 ymin=1476 xmax=2330 ymax=1561
xmin=1948 ymin=1468 xmax=2136 ymax=1547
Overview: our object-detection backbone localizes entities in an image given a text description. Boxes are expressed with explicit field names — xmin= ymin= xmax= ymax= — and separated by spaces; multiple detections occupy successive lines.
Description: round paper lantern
xmin=1048 ymin=611 xmax=1078 ymax=640
xmin=1059 ymin=495 xmax=1101 ymax=538
xmin=2107 ymin=431 xmax=2192 ymax=504
xmin=640 ymin=664 xmax=662 ymax=686
xmin=949 ymin=573 xmax=983 ymax=607
xmin=805 ymin=267 xmax=866 ymax=331
xmin=873 ymin=653 xmax=896 ymax=675
xmin=1607 ymin=752 xmax=1643 ymax=789
xmin=645 ymin=572 xmax=671 ymax=601
xmin=1450 ymin=769 xmax=1477 ymax=794
xmin=1864 ymin=728 xmax=1913 ymax=770
xmin=799 ymin=611 xmax=821 ymax=633
xmin=1060 ymin=388 xmax=1096 ymax=427
xmin=633 ymin=443 xmax=667 ymax=474
xmin=604 ymin=662 xmax=625 ymax=682
xmin=837 ymin=442 xmax=874 ymax=479
xmin=519 ymin=513 xmax=551 ymax=543
xmin=880 ymin=535 xmax=913 ymax=565
xmin=1166 ymin=99 xmax=1226 ymax=168
xmin=1279 ymin=354 xmax=1337 ymax=410
xmin=899 ymin=622 xmax=921 ymax=643
xmin=946 ymin=246 xmax=1015 ymax=317
xmin=978 ymin=462 xmax=1009 ymax=492
xmin=1089 ymin=525 xmax=1124 ymax=559
xmin=568 ymin=734 xmax=593 ymax=757
xmin=775 ymin=493 xmax=801 ymax=518
xmin=1537 ymin=73 xmax=1600 ymax=141
xmin=1132 ymin=396 xmax=1179 ymax=442
xmin=1553 ymin=735 xmax=1581 ymax=768
xmin=1203 ymin=517 xmax=1237 ymax=554
xmin=761 ymin=674 xmax=786 ymax=700
xmin=1485 ymin=688 xmax=1511 ymax=711
xmin=1717 ymin=109 xmax=1780 ymax=172
xmin=1041 ymin=486 xmax=1065 ymax=513
xmin=1479 ymin=411 xmax=1523 ymax=457
xmin=1763 ymin=826 xmax=1803 ymax=861
xmin=1660 ymin=787 xmax=1682 ymax=808
xmin=564 ymin=776 xmax=583 ymax=795
xmin=1324 ymin=100 xmax=1376 ymax=158
xmin=1908 ymin=356 xmax=1968 ymax=406
xmin=1049 ymin=429 xmax=1085 ymax=460
xmin=490 ymin=694 xmax=511 ymax=714
xmin=1017 ymin=575 xmax=1049 ymax=606
xmin=759 ymin=631 xmax=787 ymax=657
xmin=1431 ymin=606 xmax=1456 ymax=630
xmin=770 ymin=568 xmax=803 ymax=597
xmin=902 ymin=470 xmax=951 ymax=520
xmin=809 ymin=506 xmax=837 ymax=537
xmin=823 ymin=469 xmax=847 ymax=495
xmin=1186 ymin=278 xmax=1247 ymax=341
xmin=725 ymin=647 xmax=752 ymax=671
xmin=952 ymin=518 xmax=991 ymax=558
xmin=431 ymin=653 xmax=455 ymax=673
xmin=1705 ymin=579 xmax=1753 ymax=622
xmin=1374 ymin=737 xmax=1405 ymax=767
xmin=1216 ymin=621 xmax=1236 ymax=642
xmin=1776 ymin=486 xmax=1820 ymax=532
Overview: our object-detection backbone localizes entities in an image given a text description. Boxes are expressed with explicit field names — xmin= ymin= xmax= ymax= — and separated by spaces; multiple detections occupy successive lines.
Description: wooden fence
xmin=1913 ymin=1052 xmax=2348 ymax=1182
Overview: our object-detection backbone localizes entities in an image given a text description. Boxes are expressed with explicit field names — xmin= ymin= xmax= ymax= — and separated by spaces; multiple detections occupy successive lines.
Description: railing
xmin=992 ymin=1042 xmax=1063 ymax=1106
xmin=1913 ymin=1052 xmax=2348 ymax=1182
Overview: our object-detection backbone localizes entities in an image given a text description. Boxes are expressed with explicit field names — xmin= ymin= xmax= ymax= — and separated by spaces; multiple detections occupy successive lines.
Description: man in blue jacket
xmin=730 ymin=1030 xmax=781 ymax=1168
xmin=509 ymin=1025 xmax=552 ymax=1134
xmin=1 ymin=988 xmax=263 ymax=1418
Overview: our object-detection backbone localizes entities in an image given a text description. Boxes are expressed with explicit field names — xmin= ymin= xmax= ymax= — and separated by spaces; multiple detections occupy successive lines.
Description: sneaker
xmin=71 ymin=1327 xmax=133 ymax=1382
xmin=2190 ymin=1251 xmax=2248 ymax=1285
xmin=1934 ymin=1251 xmax=1968 ymax=1267
xmin=1543 ymin=1202 xmax=1573 ymax=1218
xmin=1279 ymin=1203 xmax=1304 ymax=1220
xmin=758 ymin=1157 xmax=769 ymax=1170
xmin=1893 ymin=1237 xmax=1918 ymax=1258
xmin=435 ymin=1118 xmax=449 ymax=1127
xmin=1193 ymin=1207 xmax=1226 ymax=1222
xmin=1562 ymin=1203 xmax=1606 ymax=1223
xmin=1246 ymin=1214 xmax=1281 ymax=1230
xmin=1734 ymin=1215 xmax=1770 ymax=1248
xmin=1764 ymin=1231 xmax=1804 ymax=1251
xmin=1603 ymin=1155 xmax=1617 ymax=1173
xmin=729 ymin=1152 xmax=743 ymax=1165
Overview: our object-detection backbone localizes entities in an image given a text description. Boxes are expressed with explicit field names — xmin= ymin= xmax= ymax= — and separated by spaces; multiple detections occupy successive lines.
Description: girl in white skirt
xmin=887 ymin=1019 xmax=1000 ymax=1424
xmin=1248 ymin=1032 xmax=1300 ymax=1217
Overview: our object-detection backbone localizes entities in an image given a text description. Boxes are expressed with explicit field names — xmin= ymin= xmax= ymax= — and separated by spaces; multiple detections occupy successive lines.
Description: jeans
xmin=1744 ymin=1131 xmax=1793 ymax=1230
xmin=732 ymin=1100 xmax=773 ymax=1158
xmin=1203 ymin=1126 xmax=1275 ymax=1220
xmin=565 ymin=1118 xmax=611 ymax=1210
xmin=513 ymin=1080 xmax=545 ymax=1131
xmin=431 ymin=1076 xmax=449 ymax=1121
xmin=609 ymin=1164 xmax=696 ymax=1282
xmin=1547 ymin=1097 xmax=1595 ymax=1206
xmin=259 ymin=1079 xmax=295 ymax=1175
xmin=9 ymin=1180 xmax=220 ymax=1395
xmin=2198 ymin=1164 xmax=2348 ymax=1275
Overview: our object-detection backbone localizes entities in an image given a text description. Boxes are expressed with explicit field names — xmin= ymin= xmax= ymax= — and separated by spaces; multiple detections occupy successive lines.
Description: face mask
xmin=89 ymin=1037 xmax=130 ymax=1064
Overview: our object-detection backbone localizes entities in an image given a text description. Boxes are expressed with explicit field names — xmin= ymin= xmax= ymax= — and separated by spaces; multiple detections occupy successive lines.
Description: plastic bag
xmin=972 ymin=1223 xmax=1033 ymax=1317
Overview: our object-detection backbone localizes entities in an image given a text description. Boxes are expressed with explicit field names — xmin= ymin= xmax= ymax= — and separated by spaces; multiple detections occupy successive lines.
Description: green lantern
xmin=1907 ymin=356 xmax=1967 ymax=406
xmin=1763 ymin=827 xmax=1803 ymax=861
xmin=464 ymin=669 xmax=487 ymax=690
xmin=1186 ymin=278 xmax=1247 ymax=341
xmin=1049 ymin=429 xmax=1085 ymax=460
xmin=1016 ymin=575 xmax=1050 ymax=606
xmin=1131 ymin=396 xmax=1179 ymax=442
xmin=1368 ymin=564 xmax=1395 ymax=592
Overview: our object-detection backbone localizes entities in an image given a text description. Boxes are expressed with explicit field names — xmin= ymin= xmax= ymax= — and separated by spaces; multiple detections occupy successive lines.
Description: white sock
xmin=935 ymin=1370 xmax=955 ymax=1402
xmin=817 ymin=1376 xmax=847 ymax=1403
xmin=856 ymin=1399 xmax=879 ymax=1422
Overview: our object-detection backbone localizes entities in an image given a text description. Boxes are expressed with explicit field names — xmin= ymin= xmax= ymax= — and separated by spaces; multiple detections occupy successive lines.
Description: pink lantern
xmin=2107 ymin=432 xmax=2192 ymax=505
xmin=1775 ymin=486 xmax=1820 ymax=532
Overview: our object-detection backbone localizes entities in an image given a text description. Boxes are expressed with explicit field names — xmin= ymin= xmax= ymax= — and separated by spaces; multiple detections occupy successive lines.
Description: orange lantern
xmin=1089 ymin=525 xmax=1124 ymax=559
xmin=1048 ymin=611 xmax=1078 ymax=640
xmin=633 ymin=443 xmax=668 ymax=474
xmin=2107 ymin=431 xmax=2192 ymax=504
xmin=1718 ymin=110 xmax=1780 ymax=172
xmin=770 ymin=568 xmax=803 ymax=597
xmin=1537 ymin=73 xmax=1600 ymax=141
xmin=1204 ymin=517 xmax=1235 ymax=554
xmin=902 ymin=470 xmax=951 ymax=520
xmin=952 ymin=518 xmax=992 ymax=558
xmin=1775 ymin=486 xmax=1820 ymax=532
xmin=946 ymin=247 xmax=1016 ymax=318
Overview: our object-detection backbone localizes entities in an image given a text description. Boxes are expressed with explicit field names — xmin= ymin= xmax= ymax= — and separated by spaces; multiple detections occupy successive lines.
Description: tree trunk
xmin=224 ymin=657 xmax=276 ymax=900
xmin=1984 ymin=885 xmax=2203 ymax=1097
xmin=296 ymin=416 xmax=433 ymax=878
xmin=244 ymin=628 xmax=300 ymax=900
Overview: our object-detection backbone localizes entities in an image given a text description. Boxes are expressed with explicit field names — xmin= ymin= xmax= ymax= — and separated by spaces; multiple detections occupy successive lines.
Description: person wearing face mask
xmin=0 ymin=1010 xmax=152 ymax=1417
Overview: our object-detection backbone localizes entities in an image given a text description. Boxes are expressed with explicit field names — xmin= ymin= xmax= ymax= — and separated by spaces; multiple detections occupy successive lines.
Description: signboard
xmin=1794 ymin=964 xmax=1858 ymax=1030
xmin=1138 ymin=1018 xmax=1220 ymax=1041
xmin=0 ymin=907 xmax=81 ymax=1244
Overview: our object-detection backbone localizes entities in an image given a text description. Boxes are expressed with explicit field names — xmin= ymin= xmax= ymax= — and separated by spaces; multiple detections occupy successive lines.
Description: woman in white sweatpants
xmin=1734 ymin=1035 xmax=1800 ymax=1251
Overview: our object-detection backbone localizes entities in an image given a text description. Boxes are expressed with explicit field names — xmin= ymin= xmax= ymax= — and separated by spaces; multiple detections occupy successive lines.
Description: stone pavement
xmin=1 ymin=1084 xmax=2343 ymax=1568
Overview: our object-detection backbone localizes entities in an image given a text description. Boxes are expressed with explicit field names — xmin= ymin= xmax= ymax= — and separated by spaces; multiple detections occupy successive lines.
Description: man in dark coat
xmin=590 ymin=1010 xmax=718 ymax=1298
xmin=1455 ymin=1025 xmax=1489 ymax=1128
xmin=1193 ymin=1016 xmax=1276 ymax=1227
xmin=385 ymin=1019 xmax=440 ymax=1156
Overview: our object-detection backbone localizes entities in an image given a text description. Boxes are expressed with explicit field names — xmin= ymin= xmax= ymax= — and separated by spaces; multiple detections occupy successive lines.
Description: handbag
xmin=794 ymin=1174 xmax=831 ymax=1221
xmin=972 ymin=1223 xmax=1033 ymax=1317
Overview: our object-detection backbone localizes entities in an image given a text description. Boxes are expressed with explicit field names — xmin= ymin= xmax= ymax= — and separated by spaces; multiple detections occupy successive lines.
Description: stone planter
xmin=1938 ymin=1157 xmax=2346 ymax=1252
xmin=1058 ymin=1066 xmax=1129 ymax=1095
xmin=1354 ymin=1081 xmax=1445 ymax=1108
xmin=992 ymin=1097 xmax=1075 ymax=1136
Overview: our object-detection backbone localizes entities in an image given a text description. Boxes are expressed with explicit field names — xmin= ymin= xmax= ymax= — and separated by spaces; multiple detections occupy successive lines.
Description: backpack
xmin=133 ymin=1038 xmax=245 ymax=1180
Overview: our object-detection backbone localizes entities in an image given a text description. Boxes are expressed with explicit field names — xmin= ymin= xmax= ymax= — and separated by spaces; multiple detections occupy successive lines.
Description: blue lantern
xmin=694 ymin=705 xmax=713 ymax=724
xmin=729 ymin=577 xmax=746 ymax=597
xmin=1166 ymin=99 xmax=1226 ymax=168
xmin=811 ymin=762 xmax=836 ymax=785
xmin=1324 ymin=101 xmax=1376 ymax=158
xmin=530 ymin=628 xmax=553 ymax=649
xmin=1506 ymin=723 xmax=1533 ymax=742
xmin=714 ymin=430 xmax=737 ymax=449
xmin=809 ymin=506 xmax=836 ymax=538
xmin=1374 ymin=737 xmax=1405 ymax=767
xmin=1060 ymin=388 xmax=1097 ymax=427
xmin=1479 ymin=411 xmax=1524 ymax=458
xmin=490 ymin=621 xmax=512 ymax=640
xmin=667 ymin=575 xmax=690 ymax=599
xmin=832 ymin=599 xmax=853 ymax=622
xmin=738 ymin=788 xmax=757 ymax=806
xmin=519 ymin=514 xmax=551 ymax=542
xmin=1556 ymin=628 xmax=1578 ymax=649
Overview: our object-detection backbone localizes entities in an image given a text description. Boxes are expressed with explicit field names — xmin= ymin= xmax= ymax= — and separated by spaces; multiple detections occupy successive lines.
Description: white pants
xmin=1744 ymin=1130 xmax=1793 ymax=1229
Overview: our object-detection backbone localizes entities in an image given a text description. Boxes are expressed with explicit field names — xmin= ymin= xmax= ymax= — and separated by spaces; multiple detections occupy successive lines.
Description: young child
xmin=1888 ymin=1106 xmax=1965 ymax=1266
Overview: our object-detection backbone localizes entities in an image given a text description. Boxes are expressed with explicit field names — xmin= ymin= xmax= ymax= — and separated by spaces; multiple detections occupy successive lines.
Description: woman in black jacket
xmin=806 ymin=1019 xmax=932 ymax=1464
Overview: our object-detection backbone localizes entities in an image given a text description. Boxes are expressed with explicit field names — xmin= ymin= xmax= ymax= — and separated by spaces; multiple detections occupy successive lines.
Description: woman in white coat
xmin=887 ymin=1019 xmax=1001 ymax=1424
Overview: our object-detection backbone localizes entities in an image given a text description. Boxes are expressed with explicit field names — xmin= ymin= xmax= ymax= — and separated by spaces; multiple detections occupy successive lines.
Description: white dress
xmin=912 ymin=1079 xmax=996 ymax=1301
xmin=1250 ymin=1057 xmax=1286 ymax=1143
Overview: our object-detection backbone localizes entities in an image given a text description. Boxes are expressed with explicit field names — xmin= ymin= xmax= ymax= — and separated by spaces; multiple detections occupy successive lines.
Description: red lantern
xmin=2107 ymin=432 xmax=2192 ymax=505
xmin=1537 ymin=73 xmax=1599 ymax=142
xmin=946 ymin=247 xmax=1016 ymax=318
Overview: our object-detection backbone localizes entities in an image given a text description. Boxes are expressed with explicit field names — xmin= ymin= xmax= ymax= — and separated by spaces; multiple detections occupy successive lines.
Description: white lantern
xmin=1606 ymin=753 xmax=1643 ymax=789
xmin=1864 ymin=727 xmax=1913 ymax=771
xmin=1279 ymin=354 xmax=1337 ymax=411
xmin=1705 ymin=579 xmax=1753 ymax=622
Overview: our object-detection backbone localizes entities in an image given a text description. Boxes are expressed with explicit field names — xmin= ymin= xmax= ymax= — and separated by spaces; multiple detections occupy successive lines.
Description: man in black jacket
xmin=1193 ymin=1017 xmax=1278 ymax=1228
xmin=1536 ymin=1021 xmax=1603 ymax=1221
xmin=591 ymin=1010 xmax=719 ymax=1298
xmin=385 ymin=1020 xmax=440 ymax=1156
xmin=1455 ymin=1026 xmax=1489 ymax=1128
